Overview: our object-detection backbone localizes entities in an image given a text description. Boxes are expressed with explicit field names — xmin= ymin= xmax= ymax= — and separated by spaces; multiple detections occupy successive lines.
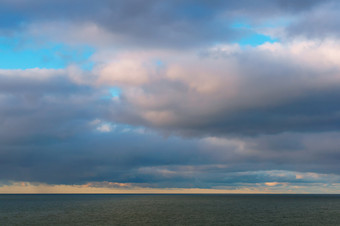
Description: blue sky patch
xmin=231 ymin=22 xmax=252 ymax=29
xmin=237 ymin=33 xmax=278 ymax=46
xmin=109 ymin=87 xmax=121 ymax=98
xmin=101 ymin=87 xmax=122 ymax=100
xmin=231 ymin=21 xmax=278 ymax=46
xmin=0 ymin=36 xmax=94 ymax=69
xmin=153 ymin=59 xmax=165 ymax=67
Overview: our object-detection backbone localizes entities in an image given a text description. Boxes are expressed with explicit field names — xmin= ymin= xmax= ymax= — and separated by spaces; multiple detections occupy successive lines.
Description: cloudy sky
xmin=1 ymin=0 xmax=340 ymax=193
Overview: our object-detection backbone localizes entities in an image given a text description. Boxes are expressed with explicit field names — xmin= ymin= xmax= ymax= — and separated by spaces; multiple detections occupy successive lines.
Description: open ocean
xmin=0 ymin=194 xmax=340 ymax=225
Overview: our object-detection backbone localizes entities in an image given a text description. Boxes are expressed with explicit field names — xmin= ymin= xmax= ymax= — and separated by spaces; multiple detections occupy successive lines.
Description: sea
xmin=0 ymin=194 xmax=340 ymax=225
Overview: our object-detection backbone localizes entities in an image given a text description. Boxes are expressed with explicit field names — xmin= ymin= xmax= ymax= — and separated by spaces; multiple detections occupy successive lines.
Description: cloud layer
xmin=0 ymin=0 xmax=340 ymax=193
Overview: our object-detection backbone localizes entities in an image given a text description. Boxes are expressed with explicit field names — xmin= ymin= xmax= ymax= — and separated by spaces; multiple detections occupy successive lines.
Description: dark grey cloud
xmin=0 ymin=69 xmax=103 ymax=144
xmin=287 ymin=1 xmax=340 ymax=39
xmin=0 ymin=0 xmax=333 ymax=47
xmin=0 ymin=69 xmax=339 ymax=187
xmin=1 ymin=124 xmax=340 ymax=187
xmin=0 ymin=67 xmax=339 ymax=186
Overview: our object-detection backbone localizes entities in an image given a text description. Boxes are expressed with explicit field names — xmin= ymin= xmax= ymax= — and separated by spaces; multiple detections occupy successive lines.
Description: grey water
xmin=0 ymin=194 xmax=340 ymax=225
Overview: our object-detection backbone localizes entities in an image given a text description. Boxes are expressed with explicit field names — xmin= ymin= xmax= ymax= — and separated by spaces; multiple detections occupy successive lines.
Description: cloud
xmin=0 ymin=0 xmax=333 ymax=48
xmin=1 ymin=40 xmax=340 ymax=189
xmin=0 ymin=68 xmax=105 ymax=144
xmin=90 ymin=40 xmax=340 ymax=136
xmin=286 ymin=1 xmax=340 ymax=39
xmin=1 ymin=106 xmax=340 ymax=187
xmin=1 ymin=0 xmax=340 ymax=193
xmin=96 ymin=123 xmax=114 ymax=133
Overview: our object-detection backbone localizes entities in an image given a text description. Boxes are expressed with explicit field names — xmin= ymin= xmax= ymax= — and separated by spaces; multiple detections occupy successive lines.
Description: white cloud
xmin=96 ymin=123 xmax=114 ymax=133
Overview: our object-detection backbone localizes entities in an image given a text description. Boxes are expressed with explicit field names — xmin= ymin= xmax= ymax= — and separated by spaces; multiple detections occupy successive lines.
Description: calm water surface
xmin=0 ymin=194 xmax=340 ymax=225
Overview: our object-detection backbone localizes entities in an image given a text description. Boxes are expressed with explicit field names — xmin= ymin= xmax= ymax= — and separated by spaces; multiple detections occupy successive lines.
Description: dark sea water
xmin=0 ymin=194 xmax=340 ymax=225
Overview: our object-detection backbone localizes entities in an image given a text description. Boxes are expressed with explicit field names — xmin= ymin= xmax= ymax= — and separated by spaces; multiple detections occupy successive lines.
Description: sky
xmin=1 ymin=0 xmax=340 ymax=194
